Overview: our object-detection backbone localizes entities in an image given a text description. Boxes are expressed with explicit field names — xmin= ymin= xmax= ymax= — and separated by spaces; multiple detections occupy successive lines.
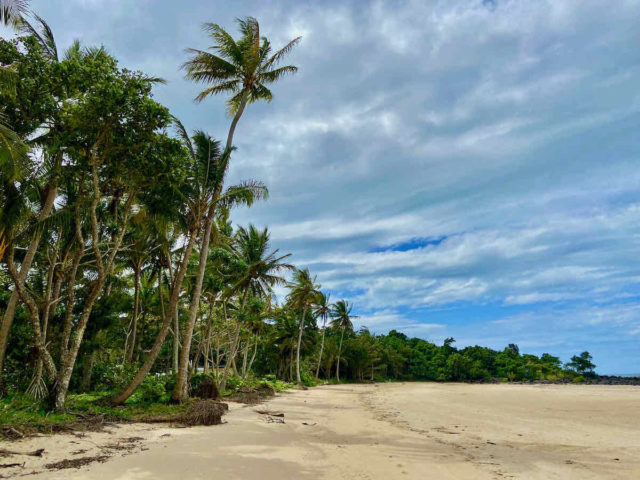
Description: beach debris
xmin=102 ymin=437 xmax=143 ymax=452
xmin=45 ymin=455 xmax=109 ymax=470
xmin=193 ymin=376 xmax=219 ymax=400
xmin=229 ymin=384 xmax=276 ymax=405
xmin=0 ymin=448 xmax=44 ymax=457
xmin=266 ymin=416 xmax=285 ymax=424
xmin=1 ymin=427 xmax=24 ymax=439
xmin=71 ymin=449 xmax=88 ymax=455
xmin=301 ymin=422 xmax=317 ymax=426
xmin=0 ymin=462 xmax=24 ymax=468
xmin=486 ymin=441 xmax=496 ymax=445
xmin=255 ymin=410 xmax=284 ymax=417
xmin=160 ymin=434 xmax=171 ymax=438
xmin=183 ymin=400 xmax=229 ymax=426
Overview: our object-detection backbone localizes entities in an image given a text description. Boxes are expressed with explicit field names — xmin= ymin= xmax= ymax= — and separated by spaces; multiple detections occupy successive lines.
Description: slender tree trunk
xmin=52 ymin=183 xmax=134 ymax=411
xmin=225 ymin=94 xmax=248 ymax=152
xmin=110 ymin=231 xmax=197 ymax=405
xmin=295 ymin=307 xmax=308 ymax=384
xmin=336 ymin=328 xmax=345 ymax=382
xmin=190 ymin=318 xmax=205 ymax=376
xmin=315 ymin=322 xmax=326 ymax=378
xmin=0 ymin=185 xmax=58 ymax=380
xmin=125 ymin=264 xmax=141 ymax=364
xmin=80 ymin=349 xmax=96 ymax=392
xmin=203 ymin=302 xmax=213 ymax=374
xmin=172 ymin=205 xmax=216 ymax=402
xmin=247 ymin=335 xmax=258 ymax=374
xmin=172 ymin=303 xmax=179 ymax=374
xmin=5 ymin=253 xmax=58 ymax=380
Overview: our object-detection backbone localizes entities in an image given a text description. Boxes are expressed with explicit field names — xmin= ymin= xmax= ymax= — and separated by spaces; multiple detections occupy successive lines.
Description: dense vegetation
xmin=0 ymin=3 xmax=597 ymax=419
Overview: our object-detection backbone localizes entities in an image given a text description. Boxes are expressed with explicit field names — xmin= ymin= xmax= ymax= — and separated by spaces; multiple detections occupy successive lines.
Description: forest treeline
xmin=0 ymin=4 xmax=596 ymax=413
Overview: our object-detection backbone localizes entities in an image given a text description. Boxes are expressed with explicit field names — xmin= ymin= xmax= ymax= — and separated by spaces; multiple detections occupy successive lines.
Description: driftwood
xmin=0 ymin=448 xmax=45 ymax=457
xmin=0 ymin=462 xmax=24 ymax=468
xmin=255 ymin=410 xmax=284 ymax=417
xmin=3 ymin=427 xmax=24 ymax=439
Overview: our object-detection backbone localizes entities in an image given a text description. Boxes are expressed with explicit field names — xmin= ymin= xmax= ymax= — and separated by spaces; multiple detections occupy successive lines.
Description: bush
xmin=92 ymin=363 xmax=138 ymax=392
xmin=300 ymin=367 xmax=318 ymax=387
xmin=136 ymin=376 xmax=167 ymax=403
xmin=572 ymin=375 xmax=586 ymax=383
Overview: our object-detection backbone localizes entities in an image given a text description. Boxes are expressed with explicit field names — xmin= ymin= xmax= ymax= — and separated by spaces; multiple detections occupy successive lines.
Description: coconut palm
xmin=330 ymin=300 xmax=356 ymax=381
xmin=313 ymin=292 xmax=331 ymax=378
xmin=287 ymin=268 xmax=320 ymax=384
xmin=228 ymin=225 xmax=293 ymax=305
xmin=183 ymin=16 xmax=300 ymax=151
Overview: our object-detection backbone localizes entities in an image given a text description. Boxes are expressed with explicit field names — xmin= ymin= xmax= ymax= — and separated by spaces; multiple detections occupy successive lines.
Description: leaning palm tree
xmin=330 ymin=300 xmax=356 ymax=382
xmin=287 ymin=268 xmax=320 ymax=384
xmin=313 ymin=292 xmax=331 ymax=378
xmin=183 ymin=16 xmax=300 ymax=151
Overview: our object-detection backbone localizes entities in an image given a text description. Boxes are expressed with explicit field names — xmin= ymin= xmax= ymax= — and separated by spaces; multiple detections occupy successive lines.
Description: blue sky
xmin=26 ymin=0 xmax=640 ymax=373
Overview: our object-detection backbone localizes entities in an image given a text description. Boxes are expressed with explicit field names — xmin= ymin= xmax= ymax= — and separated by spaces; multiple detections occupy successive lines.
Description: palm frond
xmin=219 ymin=181 xmax=268 ymax=209
xmin=0 ymin=0 xmax=28 ymax=27
xmin=0 ymin=121 xmax=30 ymax=182
xmin=171 ymin=116 xmax=195 ymax=159
xmin=249 ymin=82 xmax=273 ymax=104
xmin=202 ymin=22 xmax=243 ymax=65
xmin=20 ymin=14 xmax=57 ymax=61
xmin=262 ymin=36 xmax=301 ymax=70
xmin=195 ymin=79 xmax=239 ymax=103
xmin=63 ymin=40 xmax=81 ymax=60
xmin=258 ymin=65 xmax=298 ymax=84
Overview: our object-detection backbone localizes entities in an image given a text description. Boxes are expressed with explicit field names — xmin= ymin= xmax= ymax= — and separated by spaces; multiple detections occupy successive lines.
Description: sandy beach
xmin=2 ymin=383 xmax=639 ymax=479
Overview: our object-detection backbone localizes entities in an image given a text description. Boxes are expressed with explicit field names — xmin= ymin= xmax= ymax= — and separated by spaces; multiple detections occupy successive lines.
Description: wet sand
xmin=3 ymin=383 xmax=639 ymax=479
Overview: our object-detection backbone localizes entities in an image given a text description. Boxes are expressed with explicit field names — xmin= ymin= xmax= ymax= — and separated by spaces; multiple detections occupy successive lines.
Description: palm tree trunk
xmin=225 ymin=93 xmax=248 ymax=151
xmin=110 ymin=231 xmax=197 ymax=405
xmin=172 ymin=206 xmax=216 ymax=402
xmin=295 ymin=306 xmax=308 ymax=384
xmin=315 ymin=323 xmax=326 ymax=378
xmin=336 ymin=328 xmax=345 ymax=382
xmin=171 ymin=89 xmax=250 ymax=401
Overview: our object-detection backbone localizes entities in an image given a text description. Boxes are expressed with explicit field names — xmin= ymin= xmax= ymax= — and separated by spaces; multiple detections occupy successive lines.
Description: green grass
xmin=0 ymin=375 xmax=298 ymax=438
xmin=0 ymin=392 xmax=187 ymax=439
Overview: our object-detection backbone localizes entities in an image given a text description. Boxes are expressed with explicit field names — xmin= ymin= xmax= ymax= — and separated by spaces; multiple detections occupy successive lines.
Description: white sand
xmin=2 ymin=383 xmax=639 ymax=479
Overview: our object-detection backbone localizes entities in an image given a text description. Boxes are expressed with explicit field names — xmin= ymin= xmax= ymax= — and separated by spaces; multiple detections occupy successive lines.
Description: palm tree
xmin=330 ymin=300 xmax=356 ymax=382
xmin=287 ymin=268 xmax=320 ymax=384
xmin=217 ymin=225 xmax=291 ymax=389
xmin=228 ymin=225 xmax=293 ymax=306
xmin=174 ymin=18 xmax=299 ymax=401
xmin=183 ymin=16 xmax=301 ymax=151
xmin=313 ymin=292 xmax=331 ymax=378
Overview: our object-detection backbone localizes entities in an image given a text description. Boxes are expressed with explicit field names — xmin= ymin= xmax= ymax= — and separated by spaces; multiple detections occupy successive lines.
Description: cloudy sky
xmin=29 ymin=0 xmax=640 ymax=373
